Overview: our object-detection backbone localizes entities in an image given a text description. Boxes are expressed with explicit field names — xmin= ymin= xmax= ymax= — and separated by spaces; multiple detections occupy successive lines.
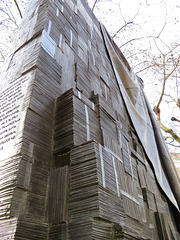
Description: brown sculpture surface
xmin=0 ymin=0 xmax=179 ymax=239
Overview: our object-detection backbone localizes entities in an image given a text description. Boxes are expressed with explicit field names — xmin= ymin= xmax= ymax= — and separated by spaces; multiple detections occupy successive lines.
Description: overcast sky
xmin=87 ymin=0 xmax=180 ymax=45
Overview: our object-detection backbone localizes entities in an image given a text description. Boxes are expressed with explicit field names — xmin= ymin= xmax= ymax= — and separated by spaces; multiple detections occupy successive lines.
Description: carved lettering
xmin=0 ymin=75 xmax=30 ymax=154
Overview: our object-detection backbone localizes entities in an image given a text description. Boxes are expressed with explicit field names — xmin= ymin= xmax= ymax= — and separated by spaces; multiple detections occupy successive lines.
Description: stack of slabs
xmin=54 ymin=89 xmax=99 ymax=154
xmin=0 ymin=0 xmax=179 ymax=238
xmin=68 ymin=142 xmax=125 ymax=239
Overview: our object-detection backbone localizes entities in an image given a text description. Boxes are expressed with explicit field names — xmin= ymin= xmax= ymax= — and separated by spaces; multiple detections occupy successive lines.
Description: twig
xmin=0 ymin=7 xmax=18 ymax=26
xmin=112 ymin=22 xmax=133 ymax=38
xmin=91 ymin=0 xmax=98 ymax=12
xmin=156 ymin=55 xmax=166 ymax=110
xmin=171 ymin=117 xmax=180 ymax=123
xmin=13 ymin=0 xmax=22 ymax=18
xmin=120 ymin=37 xmax=145 ymax=49
xmin=156 ymin=113 xmax=180 ymax=143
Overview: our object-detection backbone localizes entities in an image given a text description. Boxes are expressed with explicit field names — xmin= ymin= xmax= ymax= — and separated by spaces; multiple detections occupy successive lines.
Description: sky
xmin=87 ymin=0 xmax=180 ymax=44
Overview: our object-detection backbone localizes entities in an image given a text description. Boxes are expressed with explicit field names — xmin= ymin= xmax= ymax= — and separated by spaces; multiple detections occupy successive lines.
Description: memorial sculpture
xmin=0 ymin=0 xmax=180 ymax=239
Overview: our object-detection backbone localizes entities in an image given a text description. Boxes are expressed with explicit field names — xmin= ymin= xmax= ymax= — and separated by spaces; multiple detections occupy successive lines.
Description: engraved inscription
xmin=0 ymin=75 xmax=30 ymax=155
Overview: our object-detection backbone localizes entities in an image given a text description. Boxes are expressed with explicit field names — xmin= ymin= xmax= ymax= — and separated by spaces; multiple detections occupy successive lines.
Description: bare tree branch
xmin=13 ymin=0 xmax=22 ymax=18
xmin=135 ymin=63 xmax=155 ymax=74
xmin=0 ymin=51 xmax=5 ymax=62
xmin=0 ymin=7 xmax=18 ymax=26
xmin=165 ymin=138 xmax=180 ymax=148
xmin=152 ymin=51 xmax=180 ymax=144
xmin=112 ymin=21 xmax=133 ymax=38
xmin=156 ymin=12 xmax=167 ymax=38
xmin=164 ymin=94 xmax=177 ymax=103
xmin=120 ymin=37 xmax=145 ymax=49
xmin=154 ymin=108 xmax=180 ymax=143
xmin=92 ymin=0 xmax=98 ymax=12
xmin=171 ymin=117 xmax=180 ymax=123
xmin=154 ymin=55 xmax=180 ymax=113
xmin=165 ymin=57 xmax=180 ymax=80
xmin=177 ymin=99 xmax=180 ymax=108
xmin=155 ymin=55 xmax=166 ymax=110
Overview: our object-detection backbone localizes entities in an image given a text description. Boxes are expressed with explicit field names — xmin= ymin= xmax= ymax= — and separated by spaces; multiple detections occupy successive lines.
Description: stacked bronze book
xmin=0 ymin=0 xmax=179 ymax=239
